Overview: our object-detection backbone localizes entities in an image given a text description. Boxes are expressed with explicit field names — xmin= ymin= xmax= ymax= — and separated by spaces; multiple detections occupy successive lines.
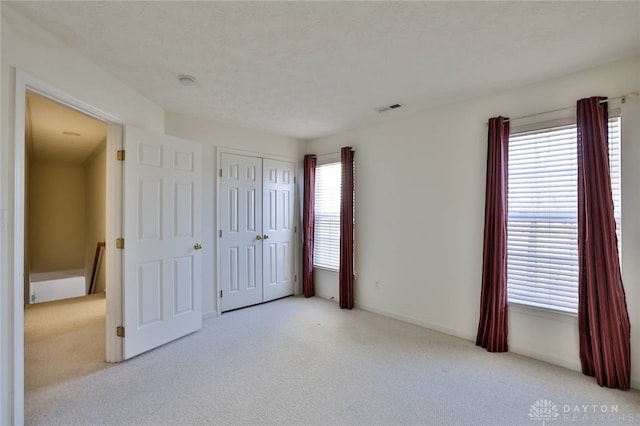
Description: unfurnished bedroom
xmin=1 ymin=1 xmax=640 ymax=425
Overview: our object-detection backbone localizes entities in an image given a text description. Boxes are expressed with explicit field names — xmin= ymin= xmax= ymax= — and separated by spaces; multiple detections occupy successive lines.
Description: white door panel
xmin=219 ymin=155 xmax=295 ymax=311
xmin=220 ymin=154 xmax=263 ymax=311
xmin=262 ymin=159 xmax=295 ymax=302
xmin=123 ymin=126 xmax=202 ymax=359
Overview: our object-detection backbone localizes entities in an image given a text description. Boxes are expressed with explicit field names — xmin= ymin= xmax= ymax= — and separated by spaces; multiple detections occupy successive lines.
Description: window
xmin=507 ymin=116 xmax=621 ymax=314
xmin=314 ymin=162 xmax=341 ymax=270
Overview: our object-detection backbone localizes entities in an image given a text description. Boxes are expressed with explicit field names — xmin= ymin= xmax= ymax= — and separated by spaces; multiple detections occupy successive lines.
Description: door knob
xmin=194 ymin=243 xmax=203 ymax=250
xmin=263 ymin=234 xmax=269 ymax=240
xmin=256 ymin=235 xmax=263 ymax=240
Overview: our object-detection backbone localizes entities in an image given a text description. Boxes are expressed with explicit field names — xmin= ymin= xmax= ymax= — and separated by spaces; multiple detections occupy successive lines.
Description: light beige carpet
xmin=25 ymin=295 xmax=640 ymax=425
xmin=25 ymin=293 xmax=110 ymax=392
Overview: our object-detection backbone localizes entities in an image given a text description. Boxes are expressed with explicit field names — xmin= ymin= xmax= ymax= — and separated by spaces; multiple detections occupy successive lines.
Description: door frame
xmin=12 ymin=69 xmax=124 ymax=422
xmin=215 ymin=148 xmax=300 ymax=314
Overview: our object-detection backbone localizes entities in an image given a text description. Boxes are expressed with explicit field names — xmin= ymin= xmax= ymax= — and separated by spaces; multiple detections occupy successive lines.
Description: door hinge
xmin=116 ymin=326 xmax=125 ymax=337
xmin=219 ymin=169 xmax=223 ymax=178
xmin=116 ymin=238 xmax=125 ymax=249
xmin=295 ymin=274 xmax=297 ymax=283
xmin=220 ymin=290 xmax=223 ymax=298
xmin=219 ymin=230 xmax=222 ymax=238
xmin=117 ymin=150 xmax=125 ymax=161
xmin=294 ymin=176 xmax=296 ymax=184
xmin=294 ymin=226 xmax=297 ymax=233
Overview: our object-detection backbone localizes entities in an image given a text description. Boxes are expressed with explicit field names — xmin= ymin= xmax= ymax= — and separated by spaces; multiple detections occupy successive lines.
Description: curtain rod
xmin=310 ymin=149 xmax=356 ymax=158
xmin=493 ymin=92 xmax=639 ymax=125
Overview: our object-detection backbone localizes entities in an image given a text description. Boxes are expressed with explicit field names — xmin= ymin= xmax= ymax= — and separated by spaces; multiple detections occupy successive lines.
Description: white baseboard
xmin=508 ymin=343 xmax=581 ymax=372
xmin=203 ymin=310 xmax=219 ymax=320
xmin=355 ymin=301 xmax=639 ymax=391
xmin=509 ymin=345 xmax=640 ymax=391
xmin=510 ymin=344 xmax=640 ymax=391
xmin=354 ymin=302 xmax=475 ymax=342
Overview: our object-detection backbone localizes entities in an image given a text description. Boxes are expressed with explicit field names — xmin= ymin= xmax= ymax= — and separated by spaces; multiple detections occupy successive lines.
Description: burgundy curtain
xmin=302 ymin=155 xmax=317 ymax=298
xmin=476 ymin=116 xmax=509 ymax=352
xmin=577 ymin=97 xmax=631 ymax=389
xmin=339 ymin=147 xmax=355 ymax=309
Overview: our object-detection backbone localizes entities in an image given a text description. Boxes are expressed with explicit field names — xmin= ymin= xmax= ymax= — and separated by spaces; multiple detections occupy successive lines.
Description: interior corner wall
xmin=84 ymin=144 xmax=107 ymax=294
xmin=306 ymin=56 xmax=640 ymax=388
xmin=164 ymin=111 xmax=306 ymax=316
xmin=1 ymin=4 xmax=165 ymax=423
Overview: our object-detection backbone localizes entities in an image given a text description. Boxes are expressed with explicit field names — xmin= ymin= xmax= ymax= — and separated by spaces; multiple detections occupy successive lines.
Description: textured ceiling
xmin=7 ymin=1 xmax=640 ymax=140
xmin=27 ymin=91 xmax=107 ymax=164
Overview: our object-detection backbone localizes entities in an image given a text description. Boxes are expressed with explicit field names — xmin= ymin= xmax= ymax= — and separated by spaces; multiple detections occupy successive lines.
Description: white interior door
xmin=219 ymin=153 xmax=264 ymax=311
xmin=262 ymin=159 xmax=295 ymax=302
xmin=123 ymin=126 xmax=202 ymax=359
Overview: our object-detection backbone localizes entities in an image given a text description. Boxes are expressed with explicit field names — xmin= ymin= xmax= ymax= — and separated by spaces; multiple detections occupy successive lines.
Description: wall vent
xmin=374 ymin=103 xmax=405 ymax=113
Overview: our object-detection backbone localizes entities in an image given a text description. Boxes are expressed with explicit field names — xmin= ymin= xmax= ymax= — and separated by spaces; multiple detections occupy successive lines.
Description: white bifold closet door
xmin=219 ymin=153 xmax=295 ymax=312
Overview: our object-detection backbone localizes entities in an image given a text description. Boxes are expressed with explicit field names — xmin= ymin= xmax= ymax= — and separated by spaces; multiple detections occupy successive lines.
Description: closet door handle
xmin=256 ymin=235 xmax=263 ymax=241
xmin=194 ymin=243 xmax=203 ymax=250
xmin=263 ymin=234 xmax=269 ymax=240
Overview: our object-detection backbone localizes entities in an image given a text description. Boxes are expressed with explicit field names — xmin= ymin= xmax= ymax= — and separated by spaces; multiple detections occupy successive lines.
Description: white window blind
xmin=507 ymin=116 xmax=621 ymax=314
xmin=314 ymin=162 xmax=341 ymax=270
xmin=609 ymin=117 xmax=622 ymax=251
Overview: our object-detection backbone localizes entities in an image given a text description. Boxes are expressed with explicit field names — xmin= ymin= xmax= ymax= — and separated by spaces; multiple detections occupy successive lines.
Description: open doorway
xmin=23 ymin=91 xmax=110 ymax=392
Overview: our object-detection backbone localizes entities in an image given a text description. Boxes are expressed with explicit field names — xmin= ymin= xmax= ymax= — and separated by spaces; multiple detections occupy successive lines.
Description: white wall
xmin=164 ymin=111 xmax=305 ymax=316
xmin=0 ymin=5 xmax=165 ymax=424
xmin=307 ymin=56 xmax=640 ymax=388
xmin=84 ymin=144 xmax=106 ymax=294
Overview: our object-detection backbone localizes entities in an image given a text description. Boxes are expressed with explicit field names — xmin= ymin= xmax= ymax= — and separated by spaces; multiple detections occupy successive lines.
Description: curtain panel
xmin=577 ymin=97 xmax=631 ymax=389
xmin=476 ymin=116 xmax=509 ymax=353
xmin=339 ymin=147 xmax=355 ymax=309
xmin=302 ymin=155 xmax=317 ymax=298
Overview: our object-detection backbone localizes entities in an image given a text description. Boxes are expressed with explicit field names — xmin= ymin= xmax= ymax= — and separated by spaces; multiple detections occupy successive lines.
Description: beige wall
xmin=83 ymin=144 xmax=106 ymax=294
xmin=307 ymin=56 xmax=640 ymax=388
xmin=28 ymin=161 xmax=86 ymax=273
xmin=27 ymin=142 xmax=106 ymax=297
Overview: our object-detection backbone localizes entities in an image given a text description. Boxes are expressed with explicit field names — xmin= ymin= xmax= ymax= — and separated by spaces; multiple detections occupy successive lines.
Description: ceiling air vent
xmin=374 ymin=103 xmax=405 ymax=113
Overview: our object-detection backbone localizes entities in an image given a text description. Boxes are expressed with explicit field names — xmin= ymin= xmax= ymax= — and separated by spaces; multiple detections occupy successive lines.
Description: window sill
xmin=313 ymin=266 xmax=339 ymax=273
xmin=508 ymin=301 xmax=577 ymax=323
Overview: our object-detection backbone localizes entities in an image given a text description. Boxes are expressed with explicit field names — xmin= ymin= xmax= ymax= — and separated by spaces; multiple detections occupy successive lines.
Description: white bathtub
xmin=29 ymin=269 xmax=86 ymax=304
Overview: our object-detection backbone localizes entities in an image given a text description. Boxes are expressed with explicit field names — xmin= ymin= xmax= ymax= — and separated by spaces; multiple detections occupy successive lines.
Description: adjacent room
xmin=1 ymin=2 xmax=639 ymax=425
xmin=25 ymin=91 xmax=107 ymax=305
xmin=23 ymin=91 xmax=109 ymax=393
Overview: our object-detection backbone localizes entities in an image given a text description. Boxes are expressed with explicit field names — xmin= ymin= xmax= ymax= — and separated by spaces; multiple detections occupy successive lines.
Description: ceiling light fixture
xmin=62 ymin=131 xmax=81 ymax=137
xmin=178 ymin=74 xmax=197 ymax=86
